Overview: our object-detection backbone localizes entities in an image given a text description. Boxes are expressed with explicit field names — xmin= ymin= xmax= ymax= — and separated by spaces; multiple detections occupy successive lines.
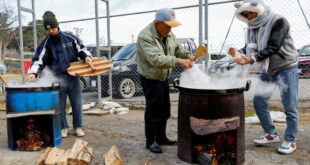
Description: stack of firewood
xmin=37 ymin=139 xmax=94 ymax=165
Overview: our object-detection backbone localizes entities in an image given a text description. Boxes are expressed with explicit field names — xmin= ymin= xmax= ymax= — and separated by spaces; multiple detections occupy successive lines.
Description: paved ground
xmin=0 ymin=104 xmax=310 ymax=165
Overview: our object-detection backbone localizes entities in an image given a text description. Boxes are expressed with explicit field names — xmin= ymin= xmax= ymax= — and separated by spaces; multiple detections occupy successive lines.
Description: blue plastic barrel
xmin=5 ymin=83 xmax=60 ymax=113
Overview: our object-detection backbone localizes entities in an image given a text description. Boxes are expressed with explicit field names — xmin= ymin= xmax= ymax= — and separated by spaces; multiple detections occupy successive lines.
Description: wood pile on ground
xmin=37 ymin=139 xmax=94 ymax=165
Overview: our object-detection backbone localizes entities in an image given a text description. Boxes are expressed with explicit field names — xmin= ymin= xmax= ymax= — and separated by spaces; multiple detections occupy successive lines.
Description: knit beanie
xmin=43 ymin=11 xmax=59 ymax=29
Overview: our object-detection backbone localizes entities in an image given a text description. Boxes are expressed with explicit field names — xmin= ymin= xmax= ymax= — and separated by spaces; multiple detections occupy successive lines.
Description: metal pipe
xmin=105 ymin=0 xmax=113 ymax=101
xmin=34 ymin=0 xmax=243 ymax=25
xmin=17 ymin=0 xmax=25 ymax=82
xmin=204 ymin=0 xmax=209 ymax=70
xmin=95 ymin=0 xmax=102 ymax=105
xmin=0 ymin=0 xmax=244 ymax=31
xmin=198 ymin=0 xmax=203 ymax=65
xmin=32 ymin=0 xmax=37 ymax=50
xmin=199 ymin=0 xmax=203 ymax=45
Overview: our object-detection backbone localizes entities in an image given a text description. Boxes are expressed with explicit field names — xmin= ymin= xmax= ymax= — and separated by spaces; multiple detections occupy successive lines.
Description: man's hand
xmin=179 ymin=59 xmax=193 ymax=69
xmin=228 ymin=47 xmax=239 ymax=57
xmin=26 ymin=74 xmax=36 ymax=82
xmin=188 ymin=54 xmax=196 ymax=62
xmin=85 ymin=56 xmax=92 ymax=64
xmin=228 ymin=47 xmax=243 ymax=62
xmin=228 ymin=47 xmax=250 ymax=65
xmin=234 ymin=54 xmax=251 ymax=65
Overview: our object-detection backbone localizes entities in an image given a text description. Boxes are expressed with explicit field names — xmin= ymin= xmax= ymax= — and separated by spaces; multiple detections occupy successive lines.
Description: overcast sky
xmin=2 ymin=0 xmax=310 ymax=51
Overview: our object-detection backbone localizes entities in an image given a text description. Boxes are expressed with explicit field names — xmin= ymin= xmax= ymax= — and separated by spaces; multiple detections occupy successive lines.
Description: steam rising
xmin=8 ymin=68 xmax=59 ymax=88
xmin=179 ymin=64 xmax=211 ymax=89
xmin=179 ymin=63 xmax=286 ymax=98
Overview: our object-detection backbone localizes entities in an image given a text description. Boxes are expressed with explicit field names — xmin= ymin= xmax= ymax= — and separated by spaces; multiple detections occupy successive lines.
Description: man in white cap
xmin=136 ymin=8 xmax=195 ymax=154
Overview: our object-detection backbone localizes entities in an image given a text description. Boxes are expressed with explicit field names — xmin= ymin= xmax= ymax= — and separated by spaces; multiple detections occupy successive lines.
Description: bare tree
xmin=0 ymin=1 xmax=17 ymax=62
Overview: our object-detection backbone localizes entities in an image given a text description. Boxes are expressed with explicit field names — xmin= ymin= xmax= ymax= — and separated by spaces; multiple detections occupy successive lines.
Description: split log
xmin=102 ymin=145 xmax=122 ymax=165
xmin=57 ymin=149 xmax=71 ymax=165
xmin=37 ymin=147 xmax=52 ymax=165
xmin=44 ymin=147 xmax=67 ymax=165
xmin=80 ymin=147 xmax=94 ymax=165
xmin=190 ymin=116 xmax=240 ymax=135
xmin=68 ymin=139 xmax=94 ymax=165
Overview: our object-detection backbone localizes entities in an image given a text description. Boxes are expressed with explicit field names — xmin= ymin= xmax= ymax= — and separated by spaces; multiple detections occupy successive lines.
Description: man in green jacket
xmin=136 ymin=8 xmax=195 ymax=154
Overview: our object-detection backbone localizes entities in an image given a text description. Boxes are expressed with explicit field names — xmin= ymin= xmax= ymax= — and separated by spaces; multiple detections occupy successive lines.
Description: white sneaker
xmin=278 ymin=141 xmax=297 ymax=154
xmin=75 ymin=128 xmax=85 ymax=137
xmin=61 ymin=128 xmax=68 ymax=138
xmin=253 ymin=134 xmax=280 ymax=145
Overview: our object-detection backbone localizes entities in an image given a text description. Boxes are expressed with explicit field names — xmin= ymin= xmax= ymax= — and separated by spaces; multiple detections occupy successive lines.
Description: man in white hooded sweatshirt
xmin=229 ymin=0 xmax=299 ymax=154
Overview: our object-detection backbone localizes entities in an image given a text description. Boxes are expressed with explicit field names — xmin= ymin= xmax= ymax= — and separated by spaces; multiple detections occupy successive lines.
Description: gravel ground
xmin=0 ymin=106 xmax=310 ymax=165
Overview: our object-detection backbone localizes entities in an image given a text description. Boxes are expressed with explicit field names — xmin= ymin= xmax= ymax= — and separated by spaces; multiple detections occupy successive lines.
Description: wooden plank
xmin=69 ymin=64 xmax=112 ymax=75
xmin=68 ymin=60 xmax=112 ymax=71
xmin=67 ymin=58 xmax=113 ymax=77
xmin=76 ymin=68 xmax=112 ymax=77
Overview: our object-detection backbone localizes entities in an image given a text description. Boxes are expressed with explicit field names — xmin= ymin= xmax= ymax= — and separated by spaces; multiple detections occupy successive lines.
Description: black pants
xmin=140 ymin=76 xmax=171 ymax=125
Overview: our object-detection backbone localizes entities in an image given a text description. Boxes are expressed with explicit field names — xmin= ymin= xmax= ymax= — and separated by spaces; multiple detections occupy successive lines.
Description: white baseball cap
xmin=155 ymin=8 xmax=182 ymax=27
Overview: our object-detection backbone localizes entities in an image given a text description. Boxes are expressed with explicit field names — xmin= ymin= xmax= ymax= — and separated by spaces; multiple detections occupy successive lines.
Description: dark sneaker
xmin=146 ymin=142 xmax=163 ymax=154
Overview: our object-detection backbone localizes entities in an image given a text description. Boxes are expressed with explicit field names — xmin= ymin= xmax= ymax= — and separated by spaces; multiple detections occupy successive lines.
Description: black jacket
xmin=29 ymin=31 xmax=91 ymax=75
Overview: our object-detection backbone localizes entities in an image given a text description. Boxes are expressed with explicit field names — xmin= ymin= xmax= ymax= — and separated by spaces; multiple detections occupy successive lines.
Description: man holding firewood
xmin=26 ymin=11 xmax=92 ymax=138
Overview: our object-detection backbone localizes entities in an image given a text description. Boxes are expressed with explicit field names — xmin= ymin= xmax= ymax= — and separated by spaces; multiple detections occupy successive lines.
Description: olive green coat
xmin=136 ymin=22 xmax=189 ymax=81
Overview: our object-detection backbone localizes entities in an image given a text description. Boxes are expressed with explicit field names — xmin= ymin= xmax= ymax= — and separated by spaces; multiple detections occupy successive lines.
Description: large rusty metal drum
xmin=174 ymin=79 xmax=250 ymax=164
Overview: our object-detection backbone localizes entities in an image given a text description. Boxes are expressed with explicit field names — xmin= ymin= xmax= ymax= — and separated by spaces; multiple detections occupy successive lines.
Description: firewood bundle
xmin=37 ymin=139 xmax=94 ymax=165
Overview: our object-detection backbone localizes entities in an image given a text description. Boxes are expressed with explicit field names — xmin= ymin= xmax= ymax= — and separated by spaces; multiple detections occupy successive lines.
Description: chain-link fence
xmin=0 ymin=0 xmax=310 ymax=106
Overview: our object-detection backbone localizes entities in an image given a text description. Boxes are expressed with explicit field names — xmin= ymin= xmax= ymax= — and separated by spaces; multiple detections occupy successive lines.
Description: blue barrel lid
xmin=5 ymin=82 xmax=60 ymax=92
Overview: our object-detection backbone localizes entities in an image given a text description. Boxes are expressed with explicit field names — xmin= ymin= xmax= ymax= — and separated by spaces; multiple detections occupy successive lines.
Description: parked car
xmin=205 ymin=52 xmax=227 ymax=69
xmin=208 ymin=55 xmax=258 ymax=76
xmin=208 ymin=55 xmax=235 ymax=75
xmin=86 ymin=38 xmax=197 ymax=98
xmin=86 ymin=45 xmax=123 ymax=59
xmin=298 ymin=45 xmax=310 ymax=77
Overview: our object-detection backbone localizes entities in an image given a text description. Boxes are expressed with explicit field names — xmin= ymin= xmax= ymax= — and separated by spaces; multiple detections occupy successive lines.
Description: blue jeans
xmin=253 ymin=67 xmax=299 ymax=142
xmin=58 ymin=74 xmax=83 ymax=129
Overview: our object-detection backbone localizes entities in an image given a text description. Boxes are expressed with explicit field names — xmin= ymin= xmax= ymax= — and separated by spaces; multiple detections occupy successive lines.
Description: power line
xmin=297 ymin=0 xmax=310 ymax=30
